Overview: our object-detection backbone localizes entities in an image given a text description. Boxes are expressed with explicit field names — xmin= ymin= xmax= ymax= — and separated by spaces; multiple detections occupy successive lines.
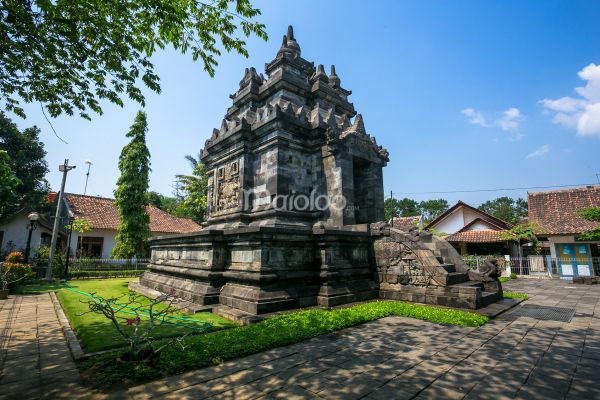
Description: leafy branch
xmin=1 ymin=0 xmax=267 ymax=119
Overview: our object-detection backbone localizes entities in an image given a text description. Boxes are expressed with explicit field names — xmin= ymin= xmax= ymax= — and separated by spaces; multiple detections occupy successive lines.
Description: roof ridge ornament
xmin=351 ymin=113 xmax=366 ymax=134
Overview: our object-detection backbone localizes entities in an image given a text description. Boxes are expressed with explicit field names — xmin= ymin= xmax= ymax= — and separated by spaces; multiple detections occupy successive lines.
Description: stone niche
xmin=137 ymin=26 xmax=503 ymax=322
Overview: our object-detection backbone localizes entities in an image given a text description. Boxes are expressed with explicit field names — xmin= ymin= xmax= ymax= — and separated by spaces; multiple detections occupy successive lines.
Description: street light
xmin=24 ymin=211 xmax=40 ymax=263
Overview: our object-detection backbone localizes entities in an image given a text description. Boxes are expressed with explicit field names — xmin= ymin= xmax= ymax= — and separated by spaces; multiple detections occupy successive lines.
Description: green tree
xmin=385 ymin=197 xmax=422 ymax=221
xmin=65 ymin=218 xmax=93 ymax=257
xmin=499 ymin=222 xmax=543 ymax=258
xmin=146 ymin=191 xmax=184 ymax=217
xmin=146 ymin=191 xmax=166 ymax=209
xmin=0 ymin=113 xmax=49 ymax=215
xmin=478 ymin=197 xmax=528 ymax=224
xmin=112 ymin=111 xmax=151 ymax=258
xmin=397 ymin=198 xmax=421 ymax=217
xmin=384 ymin=197 xmax=401 ymax=221
xmin=0 ymin=150 xmax=21 ymax=220
xmin=1 ymin=1 xmax=267 ymax=119
xmin=175 ymin=153 xmax=208 ymax=223
xmin=419 ymin=199 xmax=449 ymax=223
xmin=578 ymin=207 xmax=600 ymax=241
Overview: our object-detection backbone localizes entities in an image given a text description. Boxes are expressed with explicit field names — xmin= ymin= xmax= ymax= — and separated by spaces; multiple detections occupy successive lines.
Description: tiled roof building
xmin=64 ymin=193 xmax=200 ymax=234
xmin=528 ymin=186 xmax=600 ymax=235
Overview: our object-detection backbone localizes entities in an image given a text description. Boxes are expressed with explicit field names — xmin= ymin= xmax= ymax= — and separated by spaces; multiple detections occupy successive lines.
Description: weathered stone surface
xmin=138 ymin=26 xmax=503 ymax=319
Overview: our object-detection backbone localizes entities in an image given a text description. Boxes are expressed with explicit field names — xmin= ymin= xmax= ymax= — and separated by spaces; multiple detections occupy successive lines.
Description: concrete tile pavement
xmin=124 ymin=279 xmax=600 ymax=400
xmin=3 ymin=278 xmax=600 ymax=399
xmin=0 ymin=293 xmax=87 ymax=399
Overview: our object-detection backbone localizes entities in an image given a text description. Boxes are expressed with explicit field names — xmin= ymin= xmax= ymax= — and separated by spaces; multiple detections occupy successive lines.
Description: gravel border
xmin=49 ymin=291 xmax=85 ymax=360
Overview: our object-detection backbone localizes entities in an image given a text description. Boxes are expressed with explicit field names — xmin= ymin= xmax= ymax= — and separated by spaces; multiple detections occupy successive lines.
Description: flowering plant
xmin=1 ymin=252 xmax=34 ymax=290
xmin=82 ymin=289 xmax=189 ymax=362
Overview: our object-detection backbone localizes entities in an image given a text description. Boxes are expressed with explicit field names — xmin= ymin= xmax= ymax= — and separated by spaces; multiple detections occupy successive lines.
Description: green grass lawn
xmin=81 ymin=300 xmax=488 ymax=388
xmin=12 ymin=280 xmax=68 ymax=294
xmin=56 ymin=278 xmax=236 ymax=353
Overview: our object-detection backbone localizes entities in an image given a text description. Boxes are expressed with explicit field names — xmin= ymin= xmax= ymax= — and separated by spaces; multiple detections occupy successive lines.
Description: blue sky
xmin=6 ymin=0 xmax=600 ymax=207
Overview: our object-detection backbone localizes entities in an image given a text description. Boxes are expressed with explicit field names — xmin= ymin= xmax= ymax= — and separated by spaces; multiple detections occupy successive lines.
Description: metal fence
xmin=507 ymin=256 xmax=600 ymax=278
xmin=462 ymin=255 xmax=600 ymax=278
xmin=462 ymin=256 xmax=507 ymax=270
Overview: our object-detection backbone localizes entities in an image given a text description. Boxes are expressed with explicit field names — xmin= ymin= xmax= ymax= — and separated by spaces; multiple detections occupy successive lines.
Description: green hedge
xmin=503 ymin=291 xmax=528 ymax=299
xmin=68 ymin=270 xmax=145 ymax=279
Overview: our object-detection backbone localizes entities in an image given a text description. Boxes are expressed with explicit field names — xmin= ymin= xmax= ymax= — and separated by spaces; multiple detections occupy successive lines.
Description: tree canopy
xmin=384 ymin=197 xmax=449 ymax=222
xmin=1 ymin=1 xmax=267 ymax=119
xmin=419 ymin=199 xmax=449 ymax=222
xmin=478 ymin=197 xmax=528 ymax=225
xmin=175 ymin=153 xmax=208 ymax=223
xmin=147 ymin=190 xmax=182 ymax=217
xmin=112 ymin=111 xmax=151 ymax=258
xmin=0 ymin=112 xmax=49 ymax=217
xmin=578 ymin=207 xmax=600 ymax=241
xmin=0 ymin=150 xmax=21 ymax=220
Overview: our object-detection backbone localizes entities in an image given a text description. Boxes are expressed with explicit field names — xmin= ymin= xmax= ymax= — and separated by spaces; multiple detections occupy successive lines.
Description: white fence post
xmin=504 ymin=255 xmax=511 ymax=277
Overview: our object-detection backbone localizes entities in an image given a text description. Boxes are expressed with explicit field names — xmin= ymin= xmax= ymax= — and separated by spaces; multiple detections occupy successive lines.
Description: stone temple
xmin=136 ymin=26 xmax=503 ymax=322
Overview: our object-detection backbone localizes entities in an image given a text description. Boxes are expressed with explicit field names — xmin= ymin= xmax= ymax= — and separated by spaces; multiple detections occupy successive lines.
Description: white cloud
xmin=526 ymin=144 xmax=550 ymax=159
xmin=461 ymin=107 xmax=523 ymax=136
xmin=496 ymin=107 xmax=522 ymax=130
xmin=461 ymin=108 xmax=488 ymax=127
xmin=540 ymin=63 xmax=600 ymax=138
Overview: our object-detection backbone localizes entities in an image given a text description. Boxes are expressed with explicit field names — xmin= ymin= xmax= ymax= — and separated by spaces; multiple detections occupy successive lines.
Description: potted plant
xmin=0 ymin=252 xmax=34 ymax=299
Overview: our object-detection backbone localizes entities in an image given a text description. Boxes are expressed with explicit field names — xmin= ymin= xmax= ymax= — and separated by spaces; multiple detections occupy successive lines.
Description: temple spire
xmin=284 ymin=25 xmax=301 ymax=57
xmin=329 ymin=65 xmax=340 ymax=87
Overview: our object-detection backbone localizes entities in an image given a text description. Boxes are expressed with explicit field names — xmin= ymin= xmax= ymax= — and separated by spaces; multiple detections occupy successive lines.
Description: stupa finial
xmin=329 ymin=65 xmax=340 ymax=87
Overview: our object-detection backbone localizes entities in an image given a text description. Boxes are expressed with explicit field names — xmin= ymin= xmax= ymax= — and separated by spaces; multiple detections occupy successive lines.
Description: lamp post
xmin=83 ymin=159 xmax=93 ymax=195
xmin=24 ymin=211 xmax=39 ymax=263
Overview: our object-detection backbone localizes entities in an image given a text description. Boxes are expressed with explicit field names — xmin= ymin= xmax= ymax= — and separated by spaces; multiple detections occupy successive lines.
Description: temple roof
xmin=201 ymin=25 xmax=388 ymax=164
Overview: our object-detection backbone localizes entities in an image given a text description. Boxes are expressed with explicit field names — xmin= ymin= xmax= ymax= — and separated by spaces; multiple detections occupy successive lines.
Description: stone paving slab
xmin=3 ymin=278 xmax=600 ymax=399
xmin=0 ymin=293 xmax=86 ymax=400
xmin=120 ymin=279 xmax=600 ymax=400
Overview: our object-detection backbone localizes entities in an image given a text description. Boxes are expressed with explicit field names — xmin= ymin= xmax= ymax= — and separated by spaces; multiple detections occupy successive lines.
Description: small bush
xmin=1 ymin=252 xmax=34 ymax=289
xmin=510 ymin=273 xmax=518 ymax=279
xmin=499 ymin=277 xmax=508 ymax=283
xmin=504 ymin=291 xmax=528 ymax=299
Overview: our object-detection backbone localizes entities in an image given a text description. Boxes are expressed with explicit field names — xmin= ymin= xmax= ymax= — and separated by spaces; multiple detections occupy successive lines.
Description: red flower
xmin=126 ymin=316 xmax=141 ymax=325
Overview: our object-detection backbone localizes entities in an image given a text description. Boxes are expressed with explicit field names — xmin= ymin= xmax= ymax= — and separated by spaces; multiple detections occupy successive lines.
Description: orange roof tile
xmin=64 ymin=193 xmax=201 ymax=234
xmin=528 ymin=186 xmax=600 ymax=235
xmin=391 ymin=215 xmax=422 ymax=231
xmin=444 ymin=230 xmax=507 ymax=243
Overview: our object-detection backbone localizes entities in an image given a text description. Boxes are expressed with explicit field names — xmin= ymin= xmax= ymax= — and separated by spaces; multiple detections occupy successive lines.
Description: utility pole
xmin=46 ymin=159 xmax=76 ymax=281
xmin=390 ymin=190 xmax=394 ymax=227
xmin=83 ymin=159 xmax=93 ymax=195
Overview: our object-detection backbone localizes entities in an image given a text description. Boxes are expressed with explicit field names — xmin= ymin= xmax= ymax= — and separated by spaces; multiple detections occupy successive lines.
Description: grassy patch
xmin=499 ymin=277 xmax=509 ymax=283
xmin=81 ymin=300 xmax=487 ymax=388
xmin=503 ymin=291 xmax=529 ymax=299
xmin=12 ymin=280 xmax=68 ymax=294
xmin=56 ymin=278 xmax=236 ymax=353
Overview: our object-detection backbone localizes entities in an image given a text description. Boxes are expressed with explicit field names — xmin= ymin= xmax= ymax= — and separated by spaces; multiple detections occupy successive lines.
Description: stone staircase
xmin=373 ymin=227 xmax=503 ymax=310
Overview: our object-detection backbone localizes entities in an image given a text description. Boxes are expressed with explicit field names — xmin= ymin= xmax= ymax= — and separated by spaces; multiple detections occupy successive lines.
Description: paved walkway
xmin=0 ymin=293 xmax=87 ymax=399
xmin=2 ymin=279 xmax=600 ymax=399
xmin=124 ymin=279 xmax=600 ymax=400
